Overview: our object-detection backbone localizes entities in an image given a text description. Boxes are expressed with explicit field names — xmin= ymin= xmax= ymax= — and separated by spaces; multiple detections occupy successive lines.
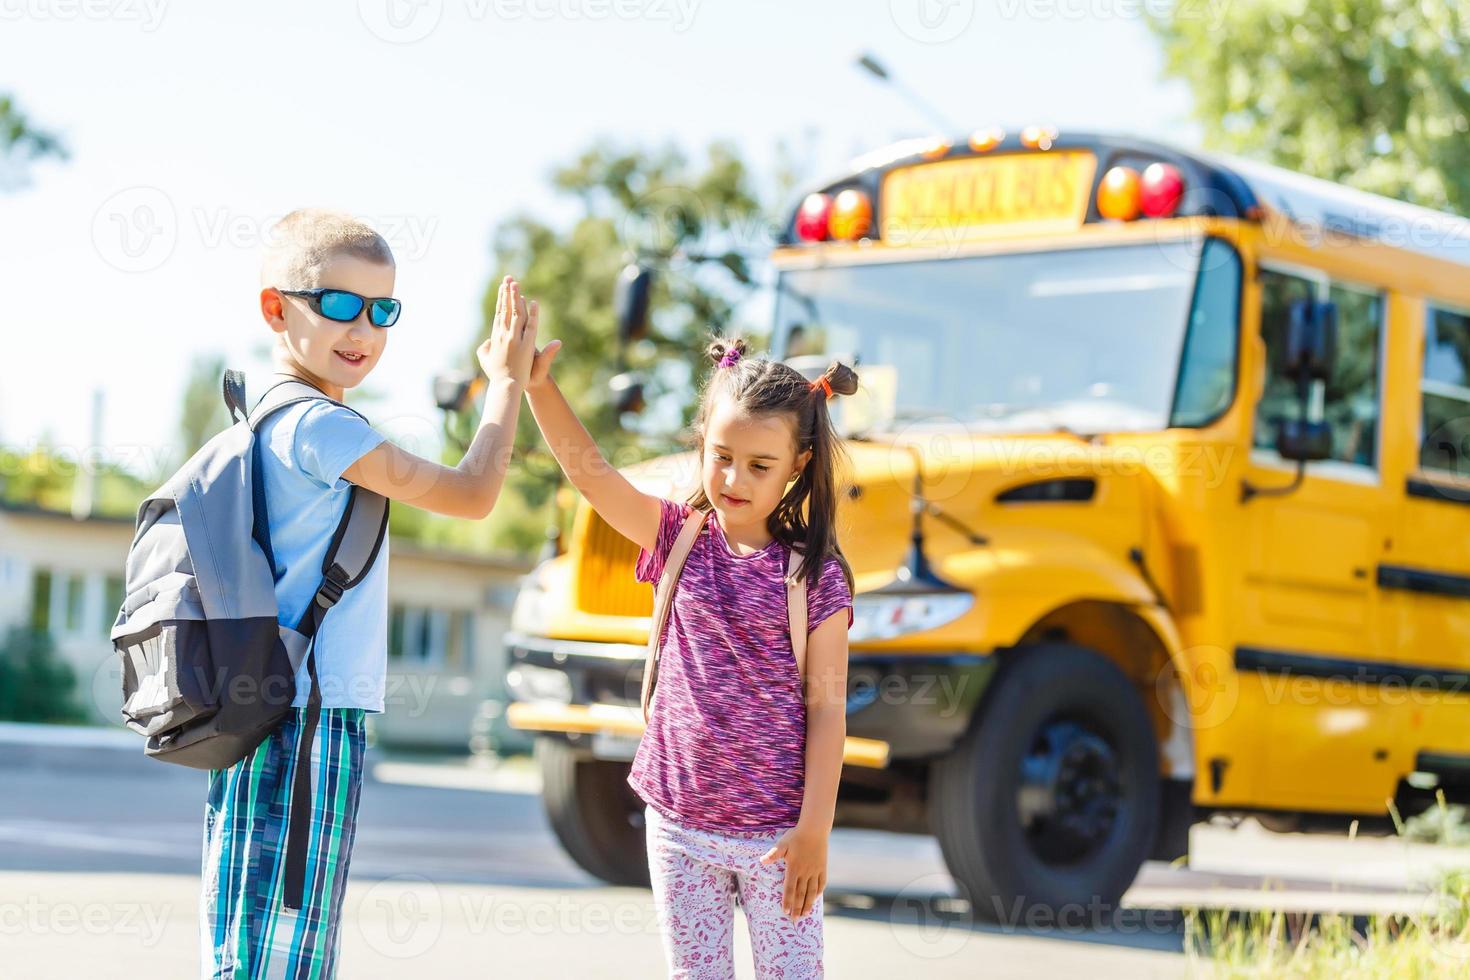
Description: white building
xmin=0 ymin=500 xmax=530 ymax=750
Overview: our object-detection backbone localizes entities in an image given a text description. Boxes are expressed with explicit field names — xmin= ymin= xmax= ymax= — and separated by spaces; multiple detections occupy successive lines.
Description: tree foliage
xmin=439 ymin=140 xmax=780 ymax=554
xmin=1150 ymin=0 xmax=1470 ymax=215
xmin=0 ymin=93 xmax=66 ymax=188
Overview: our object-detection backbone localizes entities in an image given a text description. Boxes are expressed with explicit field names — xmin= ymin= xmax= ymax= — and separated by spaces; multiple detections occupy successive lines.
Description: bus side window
xmin=1254 ymin=269 xmax=1383 ymax=469
xmin=1169 ymin=238 xmax=1242 ymax=428
xmin=1420 ymin=305 xmax=1470 ymax=477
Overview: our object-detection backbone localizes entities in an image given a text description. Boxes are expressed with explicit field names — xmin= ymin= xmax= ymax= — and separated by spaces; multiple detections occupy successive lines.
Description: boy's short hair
xmin=260 ymin=209 xmax=395 ymax=289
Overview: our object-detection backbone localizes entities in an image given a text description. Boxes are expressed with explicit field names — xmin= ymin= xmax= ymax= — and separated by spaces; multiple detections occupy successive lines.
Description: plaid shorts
xmin=200 ymin=707 xmax=366 ymax=980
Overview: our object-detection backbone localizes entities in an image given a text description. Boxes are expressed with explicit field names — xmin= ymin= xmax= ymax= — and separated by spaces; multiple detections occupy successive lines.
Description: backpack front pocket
xmin=117 ymin=617 xmax=220 ymax=737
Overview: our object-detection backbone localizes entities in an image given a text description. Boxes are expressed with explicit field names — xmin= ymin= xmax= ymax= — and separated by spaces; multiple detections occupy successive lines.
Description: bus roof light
xmin=1020 ymin=125 xmax=1058 ymax=150
xmin=1140 ymin=163 xmax=1184 ymax=218
xmin=829 ymin=189 xmax=873 ymax=241
xmin=1097 ymin=166 xmax=1141 ymax=221
xmin=968 ymin=127 xmax=1005 ymax=153
xmin=920 ymin=138 xmax=951 ymax=161
xmin=795 ymin=193 xmax=832 ymax=242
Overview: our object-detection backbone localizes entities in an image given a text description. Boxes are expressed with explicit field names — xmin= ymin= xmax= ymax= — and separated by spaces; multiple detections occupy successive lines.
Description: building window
xmin=103 ymin=575 xmax=125 ymax=635
xmin=1420 ymin=305 xmax=1470 ymax=476
xmin=389 ymin=603 xmax=474 ymax=670
xmin=30 ymin=569 xmax=51 ymax=632
xmin=28 ymin=569 xmax=107 ymax=639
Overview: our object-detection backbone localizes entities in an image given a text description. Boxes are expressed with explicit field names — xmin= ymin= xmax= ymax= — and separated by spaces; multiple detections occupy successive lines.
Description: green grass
xmin=1184 ymin=794 xmax=1470 ymax=977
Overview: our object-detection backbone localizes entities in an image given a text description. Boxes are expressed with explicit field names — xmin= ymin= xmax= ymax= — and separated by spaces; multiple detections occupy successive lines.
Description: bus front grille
xmin=575 ymin=511 xmax=653 ymax=617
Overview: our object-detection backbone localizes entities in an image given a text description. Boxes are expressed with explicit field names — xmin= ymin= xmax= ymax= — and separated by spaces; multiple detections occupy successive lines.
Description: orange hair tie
xmin=810 ymin=375 xmax=833 ymax=400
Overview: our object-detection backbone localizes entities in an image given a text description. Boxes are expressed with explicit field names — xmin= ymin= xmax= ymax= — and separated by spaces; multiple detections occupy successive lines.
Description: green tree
xmin=0 ymin=93 xmax=66 ymax=187
xmin=1149 ymin=0 xmax=1470 ymax=215
xmin=0 ymin=626 xmax=87 ymax=724
xmin=439 ymin=140 xmax=783 ymax=554
xmin=179 ymin=353 xmax=232 ymax=460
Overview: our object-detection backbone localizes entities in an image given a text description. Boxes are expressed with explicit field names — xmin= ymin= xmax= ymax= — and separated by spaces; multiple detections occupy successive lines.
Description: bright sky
xmin=1 ymin=0 xmax=1196 ymax=477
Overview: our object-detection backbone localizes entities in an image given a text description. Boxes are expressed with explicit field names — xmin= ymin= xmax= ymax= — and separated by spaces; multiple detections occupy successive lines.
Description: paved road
xmin=1 ymin=727 xmax=1462 ymax=978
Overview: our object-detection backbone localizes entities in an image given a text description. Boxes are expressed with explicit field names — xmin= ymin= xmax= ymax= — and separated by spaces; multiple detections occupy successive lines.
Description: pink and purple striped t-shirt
xmin=628 ymin=498 xmax=854 ymax=833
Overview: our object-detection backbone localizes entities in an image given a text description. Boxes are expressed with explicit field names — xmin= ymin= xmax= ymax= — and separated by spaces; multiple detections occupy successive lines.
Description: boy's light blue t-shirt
xmin=257 ymin=399 xmax=389 ymax=713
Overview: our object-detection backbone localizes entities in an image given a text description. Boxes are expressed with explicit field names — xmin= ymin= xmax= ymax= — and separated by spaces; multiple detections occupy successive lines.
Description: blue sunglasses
xmin=281 ymin=287 xmax=402 ymax=327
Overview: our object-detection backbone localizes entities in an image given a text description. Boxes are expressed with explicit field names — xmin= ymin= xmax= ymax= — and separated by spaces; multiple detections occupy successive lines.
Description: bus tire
xmin=536 ymin=738 xmax=651 ymax=887
xmin=932 ymin=643 xmax=1160 ymax=923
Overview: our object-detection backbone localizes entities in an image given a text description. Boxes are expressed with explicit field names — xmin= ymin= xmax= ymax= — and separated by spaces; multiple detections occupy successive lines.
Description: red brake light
xmin=795 ymin=193 xmax=832 ymax=242
xmin=1140 ymin=163 xmax=1184 ymax=217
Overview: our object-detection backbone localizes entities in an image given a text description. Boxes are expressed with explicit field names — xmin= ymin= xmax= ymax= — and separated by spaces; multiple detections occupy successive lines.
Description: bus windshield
xmin=774 ymin=239 xmax=1236 ymax=435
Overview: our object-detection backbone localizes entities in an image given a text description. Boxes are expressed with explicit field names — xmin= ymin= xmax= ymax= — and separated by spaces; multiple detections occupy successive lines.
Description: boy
xmin=202 ymin=208 xmax=538 ymax=977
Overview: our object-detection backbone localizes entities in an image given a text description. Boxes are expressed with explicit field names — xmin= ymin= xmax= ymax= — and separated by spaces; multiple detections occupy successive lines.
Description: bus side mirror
xmin=614 ymin=264 xmax=653 ymax=344
xmin=1276 ymin=418 xmax=1333 ymax=461
xmin=610 ymin=371 xmax=646 ymax=419
xmin=1283 ymin=298 xmax=1336 ymax=380
xmin=433 ymin=369 xmax=484 ymax=413
xmin=1276 ymin=299 xmax=1337 ymax=462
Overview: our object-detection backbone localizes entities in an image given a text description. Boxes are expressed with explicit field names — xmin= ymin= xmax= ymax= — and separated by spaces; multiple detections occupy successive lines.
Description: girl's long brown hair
xmin=686 ymin=336 xmax=859 ymax=591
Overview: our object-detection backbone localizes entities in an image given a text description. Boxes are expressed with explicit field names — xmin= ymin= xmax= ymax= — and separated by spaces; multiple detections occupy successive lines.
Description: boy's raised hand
xmin=478 ymin=275 xmax=537 ymax=387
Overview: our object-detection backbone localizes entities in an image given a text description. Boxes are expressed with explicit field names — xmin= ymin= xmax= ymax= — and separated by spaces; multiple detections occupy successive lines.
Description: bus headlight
xmin=510 ymin=561 xmax=554 ymax=636
xmin=849 ymin=591 xmax=974 ymax=643
xmin=506 ymin=664 xmax=573 ymax=705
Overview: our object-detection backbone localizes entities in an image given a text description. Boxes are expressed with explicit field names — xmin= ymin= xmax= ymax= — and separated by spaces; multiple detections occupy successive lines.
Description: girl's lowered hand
xmin=759 ymin=820 xmax=828 ymax=921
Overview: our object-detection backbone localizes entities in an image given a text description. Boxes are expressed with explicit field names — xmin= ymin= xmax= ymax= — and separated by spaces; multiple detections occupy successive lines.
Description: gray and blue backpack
xmin=109 ymin=370 xmax=388 ymax=908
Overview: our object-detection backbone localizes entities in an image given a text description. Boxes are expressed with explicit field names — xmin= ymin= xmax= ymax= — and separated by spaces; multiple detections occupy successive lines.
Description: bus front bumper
xmin=502 ymin=632 xmax=997 ymax=768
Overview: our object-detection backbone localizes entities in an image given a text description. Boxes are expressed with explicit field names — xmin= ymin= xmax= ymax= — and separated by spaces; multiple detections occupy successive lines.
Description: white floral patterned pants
xmin=645 ymin=805 xmax=824 ymax=979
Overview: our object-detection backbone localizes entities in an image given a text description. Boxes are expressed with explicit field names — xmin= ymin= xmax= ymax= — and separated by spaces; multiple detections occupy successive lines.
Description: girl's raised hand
xmin=478 ymin=275 xmax=538 ymax=387
xmin=527 ymin=336 xmax=563 ymax=391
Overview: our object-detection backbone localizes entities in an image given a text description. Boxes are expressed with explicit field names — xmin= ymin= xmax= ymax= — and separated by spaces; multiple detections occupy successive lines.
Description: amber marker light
xmin=1097 ymin=166 xmax=1142 ymax=221
xmin=829 ymin=189 xmax=873 ymax=241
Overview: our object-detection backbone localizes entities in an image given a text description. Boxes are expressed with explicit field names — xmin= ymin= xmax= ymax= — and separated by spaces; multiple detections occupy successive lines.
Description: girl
xmin=525 ymin=334 xmax=858 ymax=978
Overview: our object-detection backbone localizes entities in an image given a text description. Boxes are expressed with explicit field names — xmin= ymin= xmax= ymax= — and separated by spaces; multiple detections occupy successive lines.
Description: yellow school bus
xmin=504 ymin=128 xmax=1470 ymax=916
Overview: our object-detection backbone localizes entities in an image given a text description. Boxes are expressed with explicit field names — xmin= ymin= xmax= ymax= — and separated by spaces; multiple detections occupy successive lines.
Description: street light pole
xmin=855 ymin=52 xmax=960 ymax=136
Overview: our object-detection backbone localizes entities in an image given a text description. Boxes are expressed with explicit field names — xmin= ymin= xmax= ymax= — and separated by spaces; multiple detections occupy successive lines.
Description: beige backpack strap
xmin=786 ymin=549 xmax=809 ymax=682
xmin=640 ymin=509 xmax=709 ymax=722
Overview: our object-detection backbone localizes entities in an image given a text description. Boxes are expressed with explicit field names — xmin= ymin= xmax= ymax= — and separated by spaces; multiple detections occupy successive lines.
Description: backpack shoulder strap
xmin=640 ymin=508 xmax=709 ymax=723
xmin=786 ymin=549 xmax=808 ymax=682
xmin=222 ymin=370 xmax=249 ymax=424
xmin=234 ymin=368 xmax=389 ymax=913
xmin=247 ymin=374 xmax=367 ymax=432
